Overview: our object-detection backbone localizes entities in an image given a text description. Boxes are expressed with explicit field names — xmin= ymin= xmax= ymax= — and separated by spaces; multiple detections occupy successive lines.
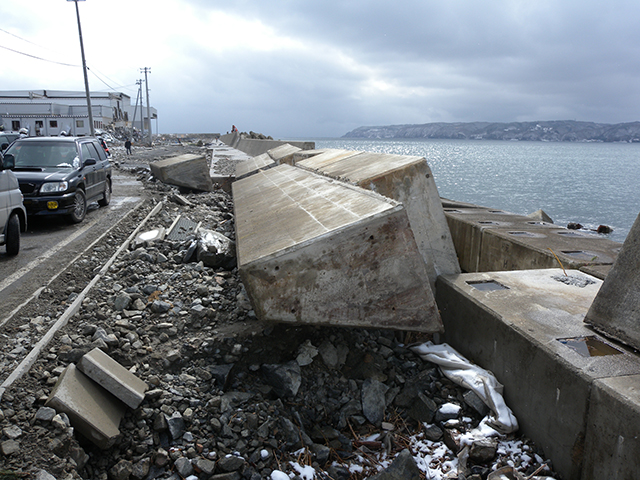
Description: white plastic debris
xmin=411 ymin=342 xmax=518 ymax=434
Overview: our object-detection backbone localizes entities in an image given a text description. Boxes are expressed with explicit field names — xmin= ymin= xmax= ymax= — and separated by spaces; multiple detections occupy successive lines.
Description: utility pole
xmin=131 ymin=79 xmax=143 ymax=139
xmin=68 ymin=0 xmax=95 ymax=137
xmin=141 ymin=67 xmax=152 ymax=145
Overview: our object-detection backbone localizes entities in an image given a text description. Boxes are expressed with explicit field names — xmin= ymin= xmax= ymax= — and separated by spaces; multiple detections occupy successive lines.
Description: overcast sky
xmin=1 ymin=0 xmax=639 ymax=138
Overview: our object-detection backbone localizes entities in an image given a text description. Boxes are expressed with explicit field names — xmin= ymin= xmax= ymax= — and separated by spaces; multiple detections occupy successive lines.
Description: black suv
xmin=2 ymin=137 xmax=112 ymax=223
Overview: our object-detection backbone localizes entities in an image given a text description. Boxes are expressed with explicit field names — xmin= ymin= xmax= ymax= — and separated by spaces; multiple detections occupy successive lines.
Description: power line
xmin=87 ymin=67 xmax=118 ymax=91
xmin=0 ymin=27 xmax=59 ymax=52
xmin=87 ymin=66 xmax=136 ymax=94
xmin=1 ymin=27 xmax=138 ymax=98
xmin=0 ymin=44 xmax=79 ymax=67
xmin=1 ymin=27 xmax=132 ymax=95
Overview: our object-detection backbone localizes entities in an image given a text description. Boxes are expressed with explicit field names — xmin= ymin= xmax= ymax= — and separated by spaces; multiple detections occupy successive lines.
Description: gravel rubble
xmin=0 ymin=137 xmax=559 ymax=480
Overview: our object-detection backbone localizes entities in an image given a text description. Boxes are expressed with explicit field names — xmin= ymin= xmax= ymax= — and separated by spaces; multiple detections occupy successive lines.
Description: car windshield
xmin=5 ymin=141 xmax=80 ymax=169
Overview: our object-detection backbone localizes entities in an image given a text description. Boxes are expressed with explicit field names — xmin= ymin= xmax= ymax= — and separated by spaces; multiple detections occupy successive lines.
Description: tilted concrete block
xmin=77 ymin=347 xmax=148 ymax=409
xmin=267 ymin=143 xmax=302 ymax=165
xmin=585 ymin=211 xmax=640 ymax=350
xmin=297 ymin=150 xmax=460 ymax=290
xmin=233 ymin=164 xmax=442 ymax=332
xmin=291 ymin=148 xmax=338 ymax=163
xmin=45 ymin=364 xmax=126 ymax=449
xmin=150 ymin=154 xmax=213 ymax=192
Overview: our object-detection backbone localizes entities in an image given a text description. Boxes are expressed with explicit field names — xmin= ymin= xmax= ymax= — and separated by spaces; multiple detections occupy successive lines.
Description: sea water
xmin=314 ymin=138 xmax=640 ymax=243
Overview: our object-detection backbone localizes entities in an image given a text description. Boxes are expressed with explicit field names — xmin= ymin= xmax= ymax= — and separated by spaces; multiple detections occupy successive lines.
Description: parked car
xmin=0 ymin=152 xmax=27 ymax=255
xmin=0 ymin=132 xmax=20 ymax=152
xmin=2 ymin=137 xmax=112 ymax=223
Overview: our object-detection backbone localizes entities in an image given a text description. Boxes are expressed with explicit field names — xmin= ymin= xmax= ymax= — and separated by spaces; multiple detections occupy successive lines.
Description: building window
xmin=12 ymin=121 xmax=20 ymax=130
xmin=35 ymin=120 xmax=44 ymax=136
xmin=50 ymin=120 xmax=58 ymax=128
xmin=76 ymin=120 xmax=84 ymax=128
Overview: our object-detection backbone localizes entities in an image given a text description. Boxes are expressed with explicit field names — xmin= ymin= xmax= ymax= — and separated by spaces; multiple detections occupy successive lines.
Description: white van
xmin=0 ymin=152 xmax=27 ymax=255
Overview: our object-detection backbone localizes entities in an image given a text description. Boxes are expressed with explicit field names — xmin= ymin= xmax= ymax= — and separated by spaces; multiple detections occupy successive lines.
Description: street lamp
xmin=67 ymin=0 xmax=95 ymax=137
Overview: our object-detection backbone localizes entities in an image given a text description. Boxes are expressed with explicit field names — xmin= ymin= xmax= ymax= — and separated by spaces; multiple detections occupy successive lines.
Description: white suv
xmin=0 ymin=152 xmax=27 ymax=255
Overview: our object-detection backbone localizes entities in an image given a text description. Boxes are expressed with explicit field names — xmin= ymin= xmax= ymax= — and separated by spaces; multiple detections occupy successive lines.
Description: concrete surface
xmin=233 ymin=164 xmax=442 ymax=332
xmin=77 ymin=347 xmax=148 ymax=409
xmin=444 ymin=206 xmax=621 ymax=273
xmin=235 ymin=152 xmax=276 ymax=180
xmin=480 ymin=227 xmax=619 ymax=271
xmin=297 ymin=149 xmax=460 ymax=290
xmin=436 ymin=268 xmax=640 ymax=480
xmin=266 ymin=144 xmax=301 ymax=165
xmin=581 ymin=374 xmax=640 ymax=480
xmin=149 ymin=154 xmax=213 ymax=192
xmin=209 ymin=142 xmax=251 ymax=192
xmin=577 ymin=264 xmax=612 ymax=280
xmin=584 ymin=211 xmax=640 ymax=350
xmin=291 ymin=148 xmax=338 ymax=163
xmin=45 ymin=364 xmax=126 ymax=449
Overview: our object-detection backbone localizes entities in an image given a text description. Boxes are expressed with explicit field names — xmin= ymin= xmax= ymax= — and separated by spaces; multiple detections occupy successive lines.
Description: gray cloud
xmin=2 ymin=0 xmax=640 ymax=136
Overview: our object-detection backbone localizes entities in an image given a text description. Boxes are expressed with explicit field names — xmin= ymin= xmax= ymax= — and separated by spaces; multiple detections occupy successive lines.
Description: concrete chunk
xmin=585 ymin=212 xmax=640 ymax=350
xmin=297 ymin=150 xmax=460 ymax=289
xmin=150 ymin=154 xmax=213 ymax=192
xmin=233 ymin=164 xmax=442 ymax=332
xmin=77 ymin=348 xmax=148 ymax=409
xmin=45 ymin=364 xmax=125 ymax=449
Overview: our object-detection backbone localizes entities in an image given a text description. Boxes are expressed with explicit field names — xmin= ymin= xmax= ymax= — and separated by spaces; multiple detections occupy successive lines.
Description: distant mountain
xmin=342 ymin=120 xmax=640 ymax=142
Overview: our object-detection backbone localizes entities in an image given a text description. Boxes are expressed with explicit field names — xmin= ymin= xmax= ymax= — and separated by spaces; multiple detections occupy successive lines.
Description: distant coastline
xmin=343 ymin=120 xmax=640 ymax=143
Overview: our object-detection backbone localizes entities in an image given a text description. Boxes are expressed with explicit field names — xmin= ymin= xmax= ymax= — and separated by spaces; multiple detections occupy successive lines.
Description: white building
xmin=0 ymin=90 xmax=157 ymax=137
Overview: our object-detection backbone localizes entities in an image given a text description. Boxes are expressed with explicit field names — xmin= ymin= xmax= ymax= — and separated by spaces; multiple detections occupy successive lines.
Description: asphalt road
xmin=0 ymin=170 xmax=147 ymax=324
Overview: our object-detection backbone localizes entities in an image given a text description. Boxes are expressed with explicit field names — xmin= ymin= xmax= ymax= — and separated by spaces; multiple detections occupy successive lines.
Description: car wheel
xmin=68 ymin=189 xmax=87 ymax=223
xmin=5 ymin=213 xmax=20 ymax=255
xmin=98 ymin=178 xmax=112 ymax=207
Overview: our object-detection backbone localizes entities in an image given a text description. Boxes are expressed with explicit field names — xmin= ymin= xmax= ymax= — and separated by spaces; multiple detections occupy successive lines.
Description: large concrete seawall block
xmin=150 ymin=154 xmax=213 ymax=192
xmin=444 ymin=207 xmax=621 ymax=274
xmin=231 ymin=138 xmax=314 ymax=157
xmin=233 ymin=164 xmax=442 ymax=332
xmin=582 ymin=374 xmax=640 ymax=480
xmin=45 ymin=364 xmax=126 ymax=449
xmin=584 ymin=211 xmax=640 ymax=350
xmin=291 ymin=148 xmax=343 ymax=163
xmin=436 ymin=269 xmax=640 ymax=480
xmin=296 ymin=150 xmax=460 ymax=289
xmin=267 ymin=144 xmax=301 ymax=165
